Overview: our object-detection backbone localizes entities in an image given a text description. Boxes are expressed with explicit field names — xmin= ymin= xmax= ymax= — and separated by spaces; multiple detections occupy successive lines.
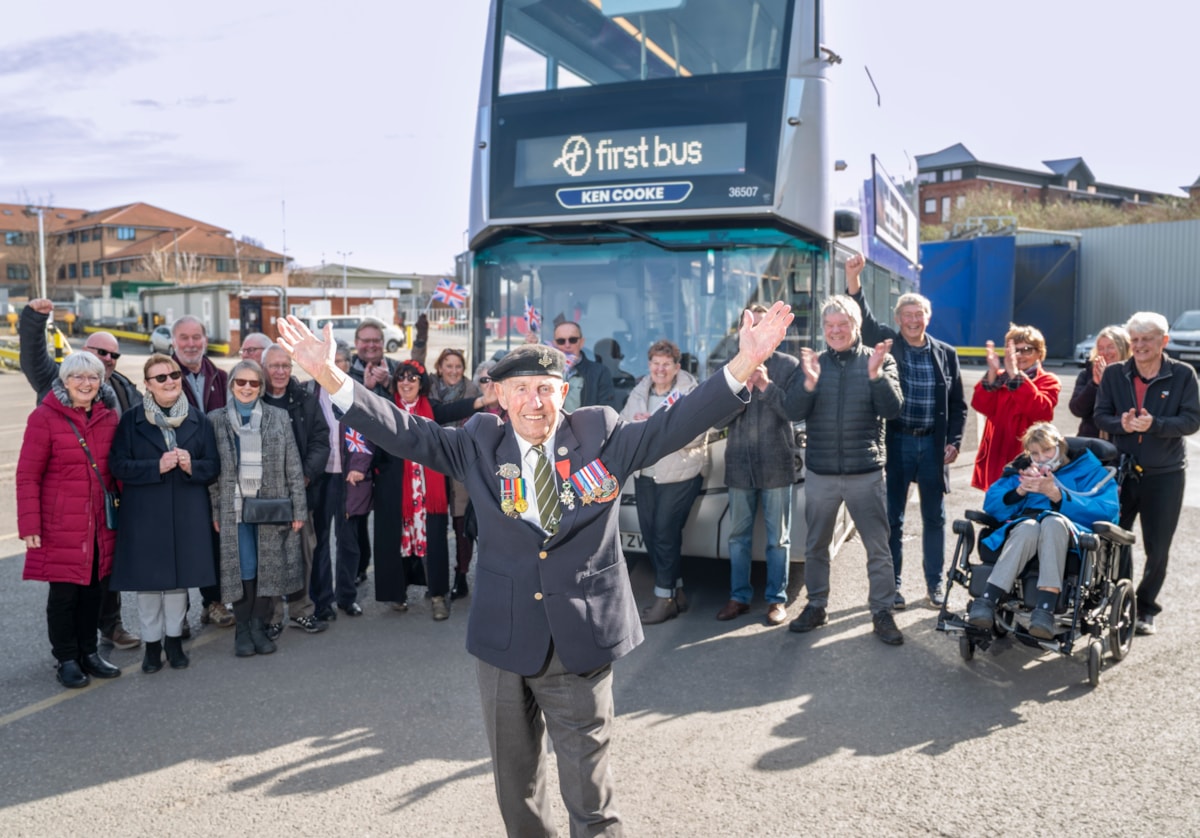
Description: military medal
xmin=555 ymin=460 xmax=576 ymax=510
xmin=570 ymin=459 xmax=620 ymax=504
xmin=497 ymin=463 xmax=521 ymax=479
xmin=500 ymin=477 xmax=525 ymax=518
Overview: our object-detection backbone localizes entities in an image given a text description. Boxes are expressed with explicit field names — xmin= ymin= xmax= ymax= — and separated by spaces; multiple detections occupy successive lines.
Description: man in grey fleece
xmin=784 ymin=293 xmax=906 ymax=644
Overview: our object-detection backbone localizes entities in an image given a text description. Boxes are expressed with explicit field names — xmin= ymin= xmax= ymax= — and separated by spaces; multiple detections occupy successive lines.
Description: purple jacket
xmin=341 ymin=421 xmax=375 ymax=517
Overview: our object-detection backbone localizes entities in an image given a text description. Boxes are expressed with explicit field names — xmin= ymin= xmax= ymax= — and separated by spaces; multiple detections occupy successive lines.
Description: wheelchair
xmin=936 ymin=437 xmax=1138 ymax=687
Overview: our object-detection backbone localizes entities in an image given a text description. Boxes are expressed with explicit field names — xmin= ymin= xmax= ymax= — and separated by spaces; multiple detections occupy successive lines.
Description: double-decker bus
xmin=467 ymin=0 xmax=919 ymax=560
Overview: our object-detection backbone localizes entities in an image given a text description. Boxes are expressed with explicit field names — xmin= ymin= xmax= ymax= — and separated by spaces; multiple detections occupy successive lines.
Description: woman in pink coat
xmin=17 ymin=352 xmax=121 ymax=689
xmin=971 ymin=324 xmax=1061 ymax=490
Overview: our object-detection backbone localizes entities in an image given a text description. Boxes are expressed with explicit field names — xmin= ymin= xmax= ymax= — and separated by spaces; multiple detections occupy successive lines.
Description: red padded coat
xmin=17 ymin=386 xmax=119 ymax=584
xmin=970 ymin=365 xmax=1061 ymax=490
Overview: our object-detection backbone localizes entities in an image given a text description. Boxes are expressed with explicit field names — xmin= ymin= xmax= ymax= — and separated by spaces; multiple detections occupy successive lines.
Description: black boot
xmin=248 ymin=618 xmax=277 ymax=655
xmin=967 ymin=584 xmax=1007 ymax=629
xmin=164 ymin=635 xmax=189 ymax=669
xmin=234 ymin=622 xmax=256 ymax=657
xmin=142 ymin=641 xmax=164 ymax=674
xmin=1028 ymin=590 xmax=1059 ymax=640
xmin=56 ymin=659 xmax=90 ymax=689
xmin=450 ymin=571 xmax=470 ymax=601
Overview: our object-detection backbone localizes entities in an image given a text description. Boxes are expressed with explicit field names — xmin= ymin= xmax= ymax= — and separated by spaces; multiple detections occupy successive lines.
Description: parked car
xmin=1165 ymin=310 xmax=1200 ymax=370
xmin=1074 ymin=334 xmax=1097 ymax=366
xmin=300 ymin=315 xmax=406 ymax=353
xmin=149 ymin=325 xmax=173 ymax=354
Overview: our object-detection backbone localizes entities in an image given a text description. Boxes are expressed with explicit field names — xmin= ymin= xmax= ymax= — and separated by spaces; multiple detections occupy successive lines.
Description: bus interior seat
xmin=579 ymin=294 xmax=630 ymax=345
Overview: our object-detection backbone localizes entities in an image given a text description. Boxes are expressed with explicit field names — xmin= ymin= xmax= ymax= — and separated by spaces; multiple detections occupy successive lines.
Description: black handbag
xmin=66 ymin=418 xmax=120 ymax=530
xmin=242 ymin=497 xmax=294 ymax=524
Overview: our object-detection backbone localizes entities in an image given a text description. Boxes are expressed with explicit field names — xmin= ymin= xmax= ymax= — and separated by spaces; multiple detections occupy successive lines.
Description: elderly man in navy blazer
xmin=276 ymin=303 xmax=794 ymax=838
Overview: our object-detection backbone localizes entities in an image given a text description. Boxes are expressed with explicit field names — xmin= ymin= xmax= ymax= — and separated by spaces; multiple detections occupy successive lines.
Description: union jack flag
xmin=525 ymin=296 xmax=542 ymax=332
xmin=660 ymin=390 xmax=682 ymax=411
xmin=433 ymin=277 xmax=468 ymax=308
xmin=344 ymin=428 xmax=371 ymax=454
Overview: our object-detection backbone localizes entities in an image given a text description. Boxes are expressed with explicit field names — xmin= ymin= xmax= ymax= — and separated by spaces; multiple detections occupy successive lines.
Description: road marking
xmin=0 ymin=627 xmax=225 ymax=729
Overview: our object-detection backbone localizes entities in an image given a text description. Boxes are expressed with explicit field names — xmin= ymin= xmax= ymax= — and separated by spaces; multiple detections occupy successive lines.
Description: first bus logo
xmin=554 ymin=135 xmax=593 ymax=178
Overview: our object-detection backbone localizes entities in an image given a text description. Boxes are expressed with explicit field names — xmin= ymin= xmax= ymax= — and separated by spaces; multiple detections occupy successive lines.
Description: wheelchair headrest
xmin=1066 ymin=436 xmax=1119 ymax=467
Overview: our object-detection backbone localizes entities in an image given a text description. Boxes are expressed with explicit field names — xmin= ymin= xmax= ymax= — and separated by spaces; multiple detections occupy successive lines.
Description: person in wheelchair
xmin=967 ymin=422 xmax=1119 ymax=639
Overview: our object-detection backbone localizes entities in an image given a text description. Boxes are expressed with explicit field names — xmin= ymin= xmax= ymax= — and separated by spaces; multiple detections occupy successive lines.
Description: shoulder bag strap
xmin=65 ymin=417 xmax=108 ymax=491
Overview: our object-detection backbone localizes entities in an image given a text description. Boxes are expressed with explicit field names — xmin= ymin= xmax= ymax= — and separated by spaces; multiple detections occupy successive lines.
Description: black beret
xmin=489 ymin=344 xmax=566 ymax=380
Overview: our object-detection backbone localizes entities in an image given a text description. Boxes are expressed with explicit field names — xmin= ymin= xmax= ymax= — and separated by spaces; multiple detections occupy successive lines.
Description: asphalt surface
xmin=2 ymin=348 xmax=1199 ymax=836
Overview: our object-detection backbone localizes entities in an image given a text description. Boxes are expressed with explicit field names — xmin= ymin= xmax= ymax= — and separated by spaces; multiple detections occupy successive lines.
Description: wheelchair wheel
xmin=1087 ymin=640 xmax=1103 ymax=687
xmin=959 ymin=635 xmax=975 ymax=662
xmin=1109 ymin=580 xmax=1135 ymax=662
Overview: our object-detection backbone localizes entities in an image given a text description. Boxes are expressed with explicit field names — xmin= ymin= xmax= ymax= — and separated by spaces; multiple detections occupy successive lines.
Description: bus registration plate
xmin=620 ymin=532 xmax=645 ymax=552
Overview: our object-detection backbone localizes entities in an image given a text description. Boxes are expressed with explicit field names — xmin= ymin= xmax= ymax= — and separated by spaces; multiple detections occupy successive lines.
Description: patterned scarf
xmin=226 ymin=398 xmax=264 ymax=500
xmin=393 ymin=394 xmax=448 ymax=557
xmin=142 ymin=390 xmax=189 ymax=449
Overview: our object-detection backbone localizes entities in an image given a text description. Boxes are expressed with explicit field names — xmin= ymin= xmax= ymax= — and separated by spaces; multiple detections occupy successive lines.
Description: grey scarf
xmin=227 ymin=399 xmax=264 ymax=501
xmin=142 ymin=390 xmax=189 ymax=449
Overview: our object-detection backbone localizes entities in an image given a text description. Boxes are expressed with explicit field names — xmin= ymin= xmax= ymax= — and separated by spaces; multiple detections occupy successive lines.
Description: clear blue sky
xmin=1 ymin=1 xmax=1194 ymax=275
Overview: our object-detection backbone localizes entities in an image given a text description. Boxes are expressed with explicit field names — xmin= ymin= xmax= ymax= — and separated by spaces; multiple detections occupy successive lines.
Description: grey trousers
xmin=988 ymin=516 xmax=1070 ymax=591
xmin=804 ymin=469 xmax=897 ymax=613
xmin=476 ymin=650 xmax=622 ymax=838
xmin=135 ymin=589 xmax=188 ymax=642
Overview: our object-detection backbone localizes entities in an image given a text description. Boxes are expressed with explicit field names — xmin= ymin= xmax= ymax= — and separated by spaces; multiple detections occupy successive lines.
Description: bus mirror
xmin=834 ymin=210 xmax=861 ymax=238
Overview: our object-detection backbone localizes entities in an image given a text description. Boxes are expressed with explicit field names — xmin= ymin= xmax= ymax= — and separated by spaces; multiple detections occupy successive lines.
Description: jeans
xmin=635 ymin=475 xmax=702 ymax=597
xmin=727 ymin=485 xmax=792 ymax=605
xmin=886 ymin=432 xmax=947 ymax=592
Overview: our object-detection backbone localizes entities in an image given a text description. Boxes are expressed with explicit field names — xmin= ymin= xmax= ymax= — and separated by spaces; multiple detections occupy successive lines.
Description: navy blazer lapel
xmin=548 ymin=415 xmax=582 ymax=540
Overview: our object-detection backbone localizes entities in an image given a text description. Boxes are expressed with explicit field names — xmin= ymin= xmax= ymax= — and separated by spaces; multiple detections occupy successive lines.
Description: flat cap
xmin=489 ymin=344 xmax=566 ymax=380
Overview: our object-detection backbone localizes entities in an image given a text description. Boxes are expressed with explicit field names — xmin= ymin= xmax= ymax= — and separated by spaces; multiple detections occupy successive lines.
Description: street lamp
xmin=337 ymin=250 xmax=353 ymax=312
xmin=23 ymin=206 xmax=48 ymax=299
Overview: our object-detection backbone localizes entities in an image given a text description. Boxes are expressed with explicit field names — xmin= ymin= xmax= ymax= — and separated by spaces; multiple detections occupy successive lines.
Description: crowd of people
xmin=14 ymin=280 xmax=1199 ymax=836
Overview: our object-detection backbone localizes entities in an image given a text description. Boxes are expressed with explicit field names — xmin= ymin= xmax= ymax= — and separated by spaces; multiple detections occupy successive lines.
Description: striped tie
xmin=531 ymin=444 xmax=561 ymax=535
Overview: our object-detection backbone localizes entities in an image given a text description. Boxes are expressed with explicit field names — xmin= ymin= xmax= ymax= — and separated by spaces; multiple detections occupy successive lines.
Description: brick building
xmin=915 ymin=143 xmax=1180 ymax=226
xmin=0 ymin=201 xmax=285 ymax=296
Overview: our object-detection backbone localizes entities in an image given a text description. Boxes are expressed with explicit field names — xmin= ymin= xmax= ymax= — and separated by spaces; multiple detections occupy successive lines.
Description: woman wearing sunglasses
xmin=109 ymin=354 xmax=220 ymax=673
xmin=208 ymin=361 xmax=307 ymax=657
xmin=374 ymin=360 xmax=492 ymax=620
xmin=971 ymin=324 xmax=1062 ymax=490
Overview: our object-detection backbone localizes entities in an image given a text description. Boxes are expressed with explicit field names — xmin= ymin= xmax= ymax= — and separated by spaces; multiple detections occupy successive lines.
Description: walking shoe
xmin=290 ymin=615 xmax=329 ymax=634
xmin=927 ymin=584 xmax=945 ymax=608
xmin=872 ymin=610 xmax=904 ymax=645
xmin=315 ymin=605 xmax=337 ymax=622
xmin=339 ymin=602 xmax=364 ymax=616
xmin=265 ymin=622 xmax=284 ymax=641
xmin=715 ymin=599 xmax=749 ymax=621
xmin=1135 ymin=615 xmax=1157 ymax=636
xmin=390 ymin=601 xmax=409 ymax=612
xmin=201 ymin=602 xmax=235 ymax=628
xmin=788 ymin=604 xmax=828 ymax=633
xmin=967 ymin=596 xmax=997 ymax=629
xmin=431 ymin=596 xmax=450 ymax=621
xmin=1028 ymin=607 xmax=1057 ymax=640
xmin=893 ymin=590 xmax=907 ymax=611
xmin=641 ymin=596 xmax=680 ymax=625
xmin=765 ymin=603 xmax=788 ymax=626
xmin=81 ymin=652 xmax=122 ymax=678
xmin=101 ymin=624 xmax=142 ymax=650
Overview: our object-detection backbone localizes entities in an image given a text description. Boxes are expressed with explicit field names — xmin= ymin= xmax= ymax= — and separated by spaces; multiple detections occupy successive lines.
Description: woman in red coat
xmin=971 ymin=324 xmax=1061 ymax=490
xmin=17 ymin=352 xmax=121 ymax=689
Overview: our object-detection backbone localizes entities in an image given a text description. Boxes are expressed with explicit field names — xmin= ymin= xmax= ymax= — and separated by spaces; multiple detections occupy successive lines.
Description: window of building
xmin=942 ymin=169 xmax=962 ymax=182
xmin=941 ymin=196 xmax=951 ymax=222
xmin=1067 ymin=179 xmax=1077 ymax=191
xmin=917 ymin=172 xmax=937 ymax=185
xmin=68 ymin=263 xmax=77 ymax=279
xmin=82 ymin=263 xmax=91 ymax=277
xmin=117 ymin=226 xmax=136 ymax=240
xmin=93 ymin=261 xmax=102 ymax=275
xmin=80 ymin=231 xmax=90 ymax=243
xmin=1086 ymin=185 xmax=1096 ymax=194
xmin=6 ymin=264 xmax=30 ymax=280
xmin=216 ymin=258 xmax=235 ymax=272
xmin=67 ymin=232 xmax=76 ymax=244
xmin=106 ymin=263 xmax=117 ymax=275
xmin=923 ymin=198 xmax=936 ymax=215
xmin=5 ymin=232 xmax=28 ymax=246
xmin=956 ymin=195 xmax=966 ymax=209
xmin=120 ymin=261 xmax=131 ymax=273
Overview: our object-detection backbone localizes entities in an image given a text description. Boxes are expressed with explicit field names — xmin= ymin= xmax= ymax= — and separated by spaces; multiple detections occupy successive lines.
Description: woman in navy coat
xmin=109 ymin=354 xmax=220 ymax=673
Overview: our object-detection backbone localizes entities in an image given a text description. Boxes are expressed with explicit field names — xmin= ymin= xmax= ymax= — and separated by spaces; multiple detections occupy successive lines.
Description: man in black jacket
xmin=846 ymin=254 xmax=967 ymax=609
xmin=262 ymin=345 xmax=331 ymax=636
xmin=1094 ymin=311 xmax=1200 ymax=635
xmin=18 ymin=299 xmax=142 ymax=650
xmin=554 ymin=321 xmax=616 ymax=409
xmin=784 ymin=293 xmax=905 ymax=645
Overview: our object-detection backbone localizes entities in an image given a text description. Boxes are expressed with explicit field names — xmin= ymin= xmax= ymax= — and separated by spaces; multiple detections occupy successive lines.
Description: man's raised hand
xmin=867 ymin=339 xmax=893 ymax=380
xmin=726 ymin=301 xmax=793 ymax=383
xmin=275 ymin=316 xmax=342 ymax=391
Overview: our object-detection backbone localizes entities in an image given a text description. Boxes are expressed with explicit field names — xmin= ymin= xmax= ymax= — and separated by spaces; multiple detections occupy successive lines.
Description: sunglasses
xmin=397 ymin=371 xmax=423 ymax=381
xmin=89 ymin=347 xmax=121 ymax=360
xmin=554 ymin=336 xmax=581 ymax=346
xmin=233 ymin=378 xmax=262 ymax=388
xmin=1012 ymin=345 xmax=1037 ymax=355
xmin=148 ymin=371 xmax=184 ymax=383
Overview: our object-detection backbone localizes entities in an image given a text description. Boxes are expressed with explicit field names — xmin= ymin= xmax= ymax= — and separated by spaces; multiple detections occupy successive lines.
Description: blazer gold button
xmin=539 ymin=551 xmax=548 ymax=559
xmin=534 ymin=592 xmax=544 ymax=601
